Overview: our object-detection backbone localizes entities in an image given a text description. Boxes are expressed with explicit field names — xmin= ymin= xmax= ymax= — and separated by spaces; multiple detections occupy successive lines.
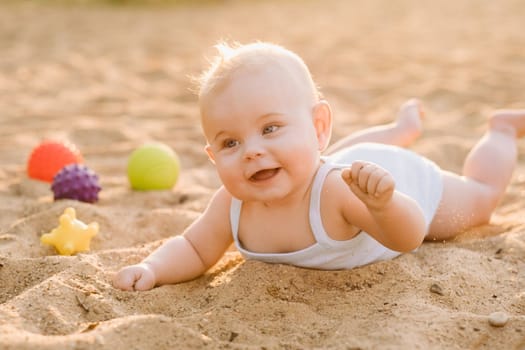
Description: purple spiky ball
xmin=51 ymin=164 xmax=101 ymax=203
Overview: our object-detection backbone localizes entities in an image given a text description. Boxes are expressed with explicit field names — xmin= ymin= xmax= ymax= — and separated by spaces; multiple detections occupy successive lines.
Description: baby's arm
xmin=113 ymin=187 xmax=233 ymax=291
xmin=342 ymin=160 xmax=426 ymax=252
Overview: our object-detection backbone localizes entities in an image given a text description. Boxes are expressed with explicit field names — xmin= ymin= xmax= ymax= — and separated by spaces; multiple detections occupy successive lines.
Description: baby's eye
xmin=262 ymin=125 xmax=279 ymax=135
xmin=223 ymin=139 xmax=239 ymax=149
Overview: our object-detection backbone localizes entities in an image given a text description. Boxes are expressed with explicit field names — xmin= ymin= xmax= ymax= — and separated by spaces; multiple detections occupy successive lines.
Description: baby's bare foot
xmin=395 ymin=98 xmax=424 ymax=146
xmin=490 ymin=110 xmax=525 ymax=138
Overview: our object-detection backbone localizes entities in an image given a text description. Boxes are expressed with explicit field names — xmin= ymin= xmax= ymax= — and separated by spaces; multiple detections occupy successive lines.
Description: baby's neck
xmin=260 ymin=186 xmax=312 ymax=209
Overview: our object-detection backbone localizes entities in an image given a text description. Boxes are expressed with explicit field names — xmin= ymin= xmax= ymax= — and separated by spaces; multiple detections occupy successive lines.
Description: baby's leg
xmin=325 ymin=99 xmax=423 ymax=155
xmin=427 ymin=110 xmax=525 ymax=240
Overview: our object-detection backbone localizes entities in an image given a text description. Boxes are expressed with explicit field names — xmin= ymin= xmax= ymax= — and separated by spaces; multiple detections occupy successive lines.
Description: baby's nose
xmin=243 ymin=141 xmax=265 ymax=160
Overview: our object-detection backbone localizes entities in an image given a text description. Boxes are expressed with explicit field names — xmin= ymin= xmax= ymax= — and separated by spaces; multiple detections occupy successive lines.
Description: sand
xmin=0 ymin=0 xmax=524 ymax=349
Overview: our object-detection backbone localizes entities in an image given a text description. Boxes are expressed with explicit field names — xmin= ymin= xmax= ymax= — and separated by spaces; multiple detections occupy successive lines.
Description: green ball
xmin=127 ymin=143 xmax=180 ymax=190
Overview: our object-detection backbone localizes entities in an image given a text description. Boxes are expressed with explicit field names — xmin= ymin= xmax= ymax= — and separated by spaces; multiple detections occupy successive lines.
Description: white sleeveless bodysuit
xmin=230 ymin=143 xmax=443 ymax=270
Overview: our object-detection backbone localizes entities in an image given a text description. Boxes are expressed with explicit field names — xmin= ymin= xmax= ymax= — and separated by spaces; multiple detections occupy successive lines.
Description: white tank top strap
xmin=230 ymin=196 xmax=242 ymax=245
xmin=309 ymin=158 xmax=343 ymax=246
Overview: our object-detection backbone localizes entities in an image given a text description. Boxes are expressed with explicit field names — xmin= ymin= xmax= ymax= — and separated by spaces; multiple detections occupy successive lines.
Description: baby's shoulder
xmin=206 ymin=186 xmax=234 ymax=218
xmin=321 ymin=167 xmax=352 ymax=201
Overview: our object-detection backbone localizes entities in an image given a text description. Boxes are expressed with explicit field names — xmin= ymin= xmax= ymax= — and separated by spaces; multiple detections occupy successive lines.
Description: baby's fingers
xmin=349 ymin=161 xmax=380 ymax=193
xmin=341 ymin=168 xmax=353 ymax=184
xmin=113 ymin=268 xmax=139 ymax=291
xmin=113 ymin=265 xmax=155 ymax=291
xmin=365 ymin=168 xmax=388 ymax=196
xmin=375 ymin=173 xmax=395 ymax=197
xmin=342 ymin=161 xmax=395 ymax=206
xmin=133 ymin=271 xmax=156 ymax=291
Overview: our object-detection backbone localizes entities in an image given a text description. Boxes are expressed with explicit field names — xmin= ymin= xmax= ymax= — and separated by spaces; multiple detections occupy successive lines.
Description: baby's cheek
xmin=217 ymin=167 xmax=244 ymax=191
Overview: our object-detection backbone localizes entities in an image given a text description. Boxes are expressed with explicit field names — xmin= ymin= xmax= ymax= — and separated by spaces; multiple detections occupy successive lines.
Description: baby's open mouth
xmin=250 ymin=168 xmax=280 ymax=182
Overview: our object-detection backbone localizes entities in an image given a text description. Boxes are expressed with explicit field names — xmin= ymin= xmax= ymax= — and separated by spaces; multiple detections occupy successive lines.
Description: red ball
xmin=27 ymin=141 xmax=83 ymax=182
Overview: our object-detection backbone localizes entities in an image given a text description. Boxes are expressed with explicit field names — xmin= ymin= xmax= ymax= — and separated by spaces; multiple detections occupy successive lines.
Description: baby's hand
xmin=342 ymin=161 xmax=395 ymax=210
xmin=113 ymin=263 xmax=156 ymax=291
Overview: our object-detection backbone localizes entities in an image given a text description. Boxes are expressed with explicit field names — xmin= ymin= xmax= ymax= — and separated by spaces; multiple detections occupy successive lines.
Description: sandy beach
xmin=0 ymin=0 xmax=524 ymax=348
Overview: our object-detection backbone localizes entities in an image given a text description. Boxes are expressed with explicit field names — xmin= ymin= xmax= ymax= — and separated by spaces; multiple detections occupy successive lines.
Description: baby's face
xmin=201 ymin=64 xmax=322 ymax=203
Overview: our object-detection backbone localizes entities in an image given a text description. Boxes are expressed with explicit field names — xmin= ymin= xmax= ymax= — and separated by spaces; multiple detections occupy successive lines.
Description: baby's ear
xmin=205 ymin=145 xmax=216 ymax=164
xmin=312 ymin=100 xmax=333 ymax=152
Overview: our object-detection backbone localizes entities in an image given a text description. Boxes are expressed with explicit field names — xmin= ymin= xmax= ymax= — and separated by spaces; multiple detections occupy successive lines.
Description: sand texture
xmin=0 ymin=0 xmax=524 ymax=348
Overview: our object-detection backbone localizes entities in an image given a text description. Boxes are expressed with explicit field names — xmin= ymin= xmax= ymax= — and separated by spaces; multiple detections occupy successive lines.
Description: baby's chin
xmin=230 ymin=189 xmax=290 ymax=204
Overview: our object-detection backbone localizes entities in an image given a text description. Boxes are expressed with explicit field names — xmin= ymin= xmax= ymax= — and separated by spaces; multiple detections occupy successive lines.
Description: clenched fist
xmin=341 ymin=160 xmax=395 ymax=210
xmin=113 ymin=263 xmax=157 ymax=291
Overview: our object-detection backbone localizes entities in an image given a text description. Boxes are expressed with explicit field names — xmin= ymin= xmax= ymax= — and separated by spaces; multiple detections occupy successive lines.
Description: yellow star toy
xmin=41 ymin=207 xmax=99 ymax=256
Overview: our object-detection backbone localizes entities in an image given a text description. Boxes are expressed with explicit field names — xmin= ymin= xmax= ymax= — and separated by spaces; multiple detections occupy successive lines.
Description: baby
xmin=114 ymin=42 xmax=525 ymax=291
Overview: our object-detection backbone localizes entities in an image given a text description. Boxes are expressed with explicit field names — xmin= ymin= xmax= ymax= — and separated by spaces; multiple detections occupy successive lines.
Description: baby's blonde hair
xmin=197 ymin=41 xmax=322 ymax=108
